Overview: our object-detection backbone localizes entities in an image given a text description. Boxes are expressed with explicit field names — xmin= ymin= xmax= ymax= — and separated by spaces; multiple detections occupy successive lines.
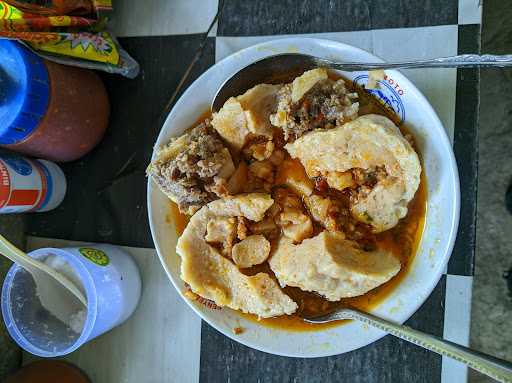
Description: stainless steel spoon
xmin=302 ymin=307 xmax=512 ymax=383
xmin=212 ymin=53 xmax=512 ymax=111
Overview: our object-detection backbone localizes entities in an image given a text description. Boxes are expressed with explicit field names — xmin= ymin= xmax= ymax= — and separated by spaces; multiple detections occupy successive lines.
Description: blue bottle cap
xmin=0 ymin=40 xmax=49 ymax=145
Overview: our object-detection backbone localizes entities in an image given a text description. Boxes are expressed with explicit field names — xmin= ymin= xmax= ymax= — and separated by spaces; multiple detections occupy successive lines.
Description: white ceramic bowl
xmin=147 ymin=38 xmax=460 ymax=357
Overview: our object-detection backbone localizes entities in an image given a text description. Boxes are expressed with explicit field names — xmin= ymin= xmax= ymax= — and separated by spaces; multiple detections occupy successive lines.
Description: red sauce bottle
xmin=0 ymin=40 xmax=109 ymax=162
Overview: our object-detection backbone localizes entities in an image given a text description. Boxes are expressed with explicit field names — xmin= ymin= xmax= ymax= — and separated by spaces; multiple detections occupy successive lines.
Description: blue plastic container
xmin=1 ymin=244 xmax=141 ymax=357
xmin=0 ymin=39 xmax=49 ymax=145
xmin=0 ymin=39 xmax=110 ymax=162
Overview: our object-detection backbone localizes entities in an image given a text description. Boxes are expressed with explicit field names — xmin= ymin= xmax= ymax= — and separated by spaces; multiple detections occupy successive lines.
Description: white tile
xmin=215 ymin=31 xmax=373 ymax=62
xmin=111 ymin=0 xmax=219 ymax=37
xmin=441 ymin=274 xmax=473 ymax=383
xmin=23 ymin=237 xmax=201 ymax=383
xmin=371 ymin=25 xmax=458 ymax=143
xmin=458 ymin=0 xmax=482 ymax=25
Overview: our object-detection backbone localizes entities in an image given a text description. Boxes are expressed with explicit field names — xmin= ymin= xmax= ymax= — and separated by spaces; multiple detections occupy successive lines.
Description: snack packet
xmin=0 ymin=0 xmax=139 ymax=77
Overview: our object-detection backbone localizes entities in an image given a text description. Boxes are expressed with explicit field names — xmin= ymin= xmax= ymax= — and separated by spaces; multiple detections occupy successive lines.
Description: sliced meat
xmin=291 ymin=68 xmax=328 ymax=102
xmin=147 ymin=120 xmax=235 ymax=214
xmin=269 ymin=231 xmax=401 ymax=301
xmin=177 ymin=194 xmax=297 ymax=318
xmin=270 ymin=68 xmax=359 ymax=141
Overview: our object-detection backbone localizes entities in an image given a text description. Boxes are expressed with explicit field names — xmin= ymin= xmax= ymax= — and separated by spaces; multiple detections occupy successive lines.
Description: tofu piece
xmin=217 ymin=149 xmax=236 ymax=178
xmin=269 ymin=232 xmax=401 ymax=301
xmin=205 ymin=216 xmax=237 ymax=256
xmin=212 ymin=98 xmax=250 ymax=151
xmin=249 ymin=217 xmax=278 ymax=235
xmin=237 ymin=84 xmax=280 ymax=138
xmin=275 ymin=158 xmax=314 ymax=197
xmin=351 ymin=179 xmax=408 ymax=230
xmin=325 ymin=171 xmax=354 ymax=191
xmin=304 ymin=195 xmax=330 ymax=222
xmin=278 ymin=208 xmax=313 ymax=243
xmin=177 ymin=194 xmax=297 ymax=318
xmin=367 ymin=69 xmax=385 ymax=89
xmin=208 ymin=193 xmax=274 ymax=222
xmin=285 ymin=115 xmax=416 ymax=178
xmin=291 ymin=68 xmax=328 ymax=103
xmin=212 ymin=84 xmax=280 ymax=152
xmin=249 ymin=141 xmax=274 ymax=161
xmin=227 ymin=162 xmax=248 ymax=195
xmin=304 ymin=194 xmax=337 ymax=231
xmin=205 ymin=217 xmax=237 ymax=244
xmin=249 ymin=160 xmax=274 ymax=181
xmin=269 ymin=149 xmax=285 ymax=166
xmin=243 ymin=273 xmax=297 ymax=318
xmin=232 ymin=235 xmax=271 ymax=268
xmin=237 ymin=216 xmax=249 ymax=240
xmin=285 ymin=114 xmax=421 ymax=232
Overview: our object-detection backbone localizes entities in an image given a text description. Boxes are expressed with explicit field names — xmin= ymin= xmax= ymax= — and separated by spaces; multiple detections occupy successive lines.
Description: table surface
xmin=23 ymin=237 xmax=202 ymax=383
xmin=25 ymin=1 xmax=481 ymax=382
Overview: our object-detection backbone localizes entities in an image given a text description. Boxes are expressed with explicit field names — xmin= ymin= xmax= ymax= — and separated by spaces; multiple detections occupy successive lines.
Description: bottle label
xmin=0 ymin=156 xmax=50 ymax=213
xmin=30 ymin=160 xmax=52 ymax=212
xmin=0 ymin=161 xmax=10 ymax=208
xmin=79 ymin=247 xmax=110 ymax=266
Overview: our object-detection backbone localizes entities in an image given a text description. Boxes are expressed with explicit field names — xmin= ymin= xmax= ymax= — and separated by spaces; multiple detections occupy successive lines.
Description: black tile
xmin=27 ymin=35 xmax=215 ymax=247
xmin=218 ymin=0 xmax=458 ymax=36
xmin=200 ymin=277 xmax=446 ymax=383
xmin=449 ymin=24 xmax=481 ymax=276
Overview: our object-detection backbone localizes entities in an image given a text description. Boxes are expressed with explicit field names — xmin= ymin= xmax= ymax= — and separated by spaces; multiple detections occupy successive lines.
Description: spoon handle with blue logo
xmin=314 ymin=54 xmax=512 ymax=71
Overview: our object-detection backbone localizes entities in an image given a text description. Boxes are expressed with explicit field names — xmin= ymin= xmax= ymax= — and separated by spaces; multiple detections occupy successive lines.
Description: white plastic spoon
xmin=0 ymin=234 xmax=87 ymax=307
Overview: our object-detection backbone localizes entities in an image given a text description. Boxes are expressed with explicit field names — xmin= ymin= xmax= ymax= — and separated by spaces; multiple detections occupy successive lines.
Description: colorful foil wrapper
xmin=0 ymin=0 xmax=139 ymax=78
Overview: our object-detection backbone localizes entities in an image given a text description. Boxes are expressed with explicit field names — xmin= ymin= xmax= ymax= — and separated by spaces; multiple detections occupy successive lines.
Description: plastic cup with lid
xmin=1 ymin=244 xmax=141 ymax=357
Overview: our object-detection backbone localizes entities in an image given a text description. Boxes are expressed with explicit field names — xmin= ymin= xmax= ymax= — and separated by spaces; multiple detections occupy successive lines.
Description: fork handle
xmin=346 ymin=308 xmax=512 ymax=382
xmin=320 ymin=54 xmax=512 ymax=71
